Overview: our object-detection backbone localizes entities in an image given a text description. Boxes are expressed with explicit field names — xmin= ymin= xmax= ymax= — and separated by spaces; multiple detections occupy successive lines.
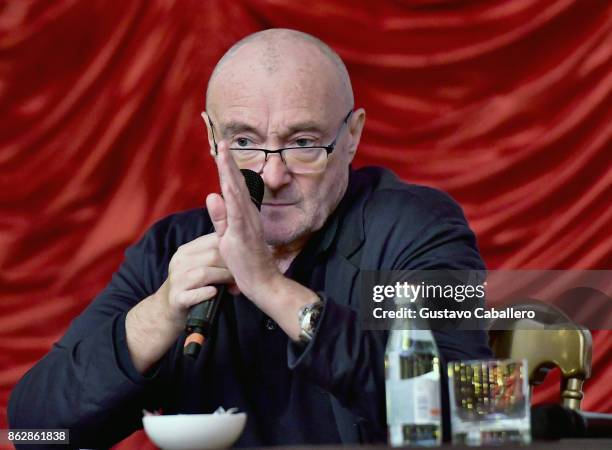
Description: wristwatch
xmin=298 ymin=299 xmax=324 ymax=344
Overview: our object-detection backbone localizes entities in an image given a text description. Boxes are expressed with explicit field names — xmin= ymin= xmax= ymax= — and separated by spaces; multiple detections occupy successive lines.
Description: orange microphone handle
xmin=183 ymin=283 xmax=224 ymax=357
xmin=183 ymin=331 xmax=206 ymax=357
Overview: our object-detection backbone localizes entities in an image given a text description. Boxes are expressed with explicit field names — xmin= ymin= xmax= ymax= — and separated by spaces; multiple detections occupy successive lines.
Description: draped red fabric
xmin=1 ymin=1 xmax=610 ymax=448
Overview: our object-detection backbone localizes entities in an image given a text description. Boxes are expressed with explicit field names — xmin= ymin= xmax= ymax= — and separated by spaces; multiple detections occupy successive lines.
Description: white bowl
xmin=143 ymin=413 xmax=247 ymax=450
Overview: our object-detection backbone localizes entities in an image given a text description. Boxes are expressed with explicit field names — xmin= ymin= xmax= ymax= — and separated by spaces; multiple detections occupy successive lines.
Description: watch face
xmin=306 ymin=305 xmax=322 ymax=330
xmin=299 ymin=301 xmax=323 ymax=343
xmin=309 ymin=308 xmax=321 ymax=326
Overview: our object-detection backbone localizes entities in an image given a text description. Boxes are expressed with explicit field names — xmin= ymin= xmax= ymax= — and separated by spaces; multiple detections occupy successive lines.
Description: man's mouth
xmin=262 ymin=202 xmax=297 ymax=207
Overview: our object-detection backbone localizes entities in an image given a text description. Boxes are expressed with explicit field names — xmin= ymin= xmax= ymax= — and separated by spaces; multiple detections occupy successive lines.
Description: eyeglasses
xmin=207 ymin=109 xmax=353 ymax=174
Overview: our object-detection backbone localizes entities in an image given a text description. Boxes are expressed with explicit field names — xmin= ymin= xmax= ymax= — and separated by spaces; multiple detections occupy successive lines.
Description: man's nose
xmin=261 ymin=153 xmax=292 ymax=191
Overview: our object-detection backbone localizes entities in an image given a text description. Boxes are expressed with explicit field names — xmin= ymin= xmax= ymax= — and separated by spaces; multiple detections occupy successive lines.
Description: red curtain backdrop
xmin=1 ymin=1 xmax=610 ymax=448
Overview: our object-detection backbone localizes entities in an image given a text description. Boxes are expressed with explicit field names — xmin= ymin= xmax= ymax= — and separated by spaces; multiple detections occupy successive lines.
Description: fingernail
xmin=205 ymin=286 xmax=216 ymax=297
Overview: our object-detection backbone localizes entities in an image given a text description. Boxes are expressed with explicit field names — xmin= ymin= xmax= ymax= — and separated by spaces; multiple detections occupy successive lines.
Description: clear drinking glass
xmin=447 ymin=359 xmax=531 ymax=446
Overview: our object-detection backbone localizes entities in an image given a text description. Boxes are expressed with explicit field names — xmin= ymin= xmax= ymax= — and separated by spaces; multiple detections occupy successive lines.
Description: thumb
xmin=206 ymin=193 xmax=228 ymax=237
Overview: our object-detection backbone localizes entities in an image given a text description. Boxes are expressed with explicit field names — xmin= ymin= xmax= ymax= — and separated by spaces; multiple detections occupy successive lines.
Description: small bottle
xmin=385 ymin=298 xmax=442 ymax=447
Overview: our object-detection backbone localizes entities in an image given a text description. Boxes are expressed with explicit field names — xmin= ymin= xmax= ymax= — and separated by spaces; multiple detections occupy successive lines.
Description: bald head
xmin=205 ymin=29 xmax=354 ymax=113
xmin=202 ymin=29 xmax=366 ymax=248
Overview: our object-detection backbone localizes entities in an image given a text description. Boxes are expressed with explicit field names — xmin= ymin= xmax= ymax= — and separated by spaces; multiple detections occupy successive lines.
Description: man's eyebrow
xmin=285 ymin=121 xmax=326 ymax=135
xmin=219 ymin=122 xmax=263 ymax=138
xmin=218 ymin=120 xmax=327 ymax=138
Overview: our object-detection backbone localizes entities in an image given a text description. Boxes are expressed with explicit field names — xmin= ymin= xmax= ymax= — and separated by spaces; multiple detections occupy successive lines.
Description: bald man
xmin=9 ymin=29 xmax=492 ymax=448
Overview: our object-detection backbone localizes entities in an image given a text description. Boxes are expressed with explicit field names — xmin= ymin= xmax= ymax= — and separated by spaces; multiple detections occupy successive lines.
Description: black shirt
xmin=205 ymin=229 xmax=341 ymax=446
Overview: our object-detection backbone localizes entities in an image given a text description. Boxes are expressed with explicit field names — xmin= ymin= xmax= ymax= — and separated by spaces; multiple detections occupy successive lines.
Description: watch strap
xmin=298 ymin=300 xmax=324 ymax=344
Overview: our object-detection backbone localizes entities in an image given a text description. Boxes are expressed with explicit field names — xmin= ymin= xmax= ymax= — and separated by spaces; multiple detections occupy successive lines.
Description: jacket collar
xmin=316 ymin=168 xmax=368 ymax=261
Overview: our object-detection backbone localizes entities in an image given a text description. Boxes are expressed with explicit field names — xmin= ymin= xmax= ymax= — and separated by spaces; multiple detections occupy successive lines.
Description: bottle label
xmin=386 ymin=371 xmax=441 ymax=425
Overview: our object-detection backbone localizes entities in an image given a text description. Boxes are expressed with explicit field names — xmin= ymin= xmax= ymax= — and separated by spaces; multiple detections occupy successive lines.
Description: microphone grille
xmin=240 ymin=169 xmax=264 ymax=211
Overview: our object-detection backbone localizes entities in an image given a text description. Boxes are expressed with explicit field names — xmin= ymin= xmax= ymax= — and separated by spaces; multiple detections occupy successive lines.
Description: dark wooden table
xmin=263 ymin=441 xmax=612 ymax=450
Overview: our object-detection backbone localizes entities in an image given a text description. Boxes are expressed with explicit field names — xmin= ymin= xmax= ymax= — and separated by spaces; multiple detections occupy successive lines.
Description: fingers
xmin=176 ymin=286 xmax=218 ymax=308
xmin=169 ymin=265 xmax=234 ymax=310
xmin=172 ymin=266 xmax=235 ymax=292
xmin=165 ymin=231 xmax=237 ymax=314
xmin=170 ymin=244 xmax=226 ymax=274
xmin=168 ymin=237 xmax=235 ymax=300
xmin=215 ymin=142 xmax=250 ymax=223
xmin=206 ymin=193 xmax=227 ymax=237
xmin=175 ymin=233 xmax=220 ymax=256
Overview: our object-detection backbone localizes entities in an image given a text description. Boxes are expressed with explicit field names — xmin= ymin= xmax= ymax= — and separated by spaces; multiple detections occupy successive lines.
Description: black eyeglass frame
xmin=207 ymin=109 xmax=354 ymax=170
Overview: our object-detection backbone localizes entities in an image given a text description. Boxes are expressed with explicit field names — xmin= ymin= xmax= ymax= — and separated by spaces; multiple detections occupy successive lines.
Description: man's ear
xmin=201 ymin=111 xmax=216 ymax=157
xmin=346 ymin=108 xmax=366 ymax=162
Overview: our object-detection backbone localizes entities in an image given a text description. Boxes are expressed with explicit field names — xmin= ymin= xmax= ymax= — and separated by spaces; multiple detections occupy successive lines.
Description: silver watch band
xmin=298 ymin=300 xmax=323 ymax=344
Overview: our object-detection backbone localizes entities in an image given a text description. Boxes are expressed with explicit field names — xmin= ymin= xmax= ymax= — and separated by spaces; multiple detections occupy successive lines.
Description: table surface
xmin=260 ymin=440 xmax=612 ymax=450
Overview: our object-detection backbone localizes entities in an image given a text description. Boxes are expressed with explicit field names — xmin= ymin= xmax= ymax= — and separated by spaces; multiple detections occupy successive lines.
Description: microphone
xmin=183 ymin=169 xmax=265 ymax=357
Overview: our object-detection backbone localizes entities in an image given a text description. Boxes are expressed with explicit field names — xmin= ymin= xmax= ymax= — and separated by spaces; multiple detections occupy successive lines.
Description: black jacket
xmin=9 ymin=167 xmax=492 ymax=448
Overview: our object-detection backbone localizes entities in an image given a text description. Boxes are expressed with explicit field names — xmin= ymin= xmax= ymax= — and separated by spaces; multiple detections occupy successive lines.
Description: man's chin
xmin=263 ymin=230 xmax=299 ymax=247
xmin=261 ymin=208 xmax=312 ymax=247
xmin=263 ymin=224 xmax=307 ymax=247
